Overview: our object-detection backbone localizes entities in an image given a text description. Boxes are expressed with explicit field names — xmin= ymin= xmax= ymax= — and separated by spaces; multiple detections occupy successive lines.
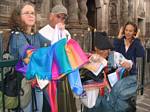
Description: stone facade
xmin=0 ymin=0 xmax=150 ymax=51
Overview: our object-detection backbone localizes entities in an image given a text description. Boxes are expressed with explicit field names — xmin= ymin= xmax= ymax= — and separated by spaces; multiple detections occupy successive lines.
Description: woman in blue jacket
xmin=8 ymin=2 xmax=50 ymax=112
xmin=113 ymin=22 xmax=145 ymax=75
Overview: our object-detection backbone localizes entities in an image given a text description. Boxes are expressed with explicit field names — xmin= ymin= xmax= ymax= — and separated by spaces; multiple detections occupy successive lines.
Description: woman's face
xmin=124 ymin=24 xmax=136 ymax=39
xmin=21 ymin=5 xmax=36 ymax=27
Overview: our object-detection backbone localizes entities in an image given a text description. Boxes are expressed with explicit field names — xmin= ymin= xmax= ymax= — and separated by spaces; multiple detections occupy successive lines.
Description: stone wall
xmin=145 ymin=0 xmax=150 ymax=38
xmin=0 ymin=0 xmax=21 ymax=28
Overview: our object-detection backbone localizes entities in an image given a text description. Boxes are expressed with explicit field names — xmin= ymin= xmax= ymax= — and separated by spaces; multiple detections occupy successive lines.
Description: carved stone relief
xmin=23 ymin=0 xmax=43 ymax=11
xmin=108 ymin=0 xmax=118 ymax=36
xmin=67 ymin=0 xmax=79 ymax=25
xmin=128 ymin=0 xmax=134 ymax=21
xmin=120 ymin=0 xmax=128 ymax=25
xmin=52 ymin=0 xmax=62 ymax=6
xmin=77 ymin=0 xmax=88 ymax=24
xmin=109 ymin=2 xmax=117 ymax=23
xmin=137 ymin=0 xmax=145 ymax=18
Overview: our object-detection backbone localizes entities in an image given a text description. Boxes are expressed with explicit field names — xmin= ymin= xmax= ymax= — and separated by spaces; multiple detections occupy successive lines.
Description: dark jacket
xmin=113 ymin=36 xmax=145 ymax=75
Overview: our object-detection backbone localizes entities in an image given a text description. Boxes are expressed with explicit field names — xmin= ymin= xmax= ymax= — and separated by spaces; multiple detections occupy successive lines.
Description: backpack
xmin=0 ymin=67 xmax=22 ymax=109
xmin=0 ymin=68 xmax=23 ymax=96
xmin=0 ymin=92 xmax=18 ymax=109
xmin=0 ymin=30 xmax=31 ymax=110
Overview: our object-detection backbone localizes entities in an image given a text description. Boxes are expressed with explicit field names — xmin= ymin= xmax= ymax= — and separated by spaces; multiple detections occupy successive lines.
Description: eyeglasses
xmin=21 ymin=12 xmax=35 ymax=16
xmin=56 ymin=15 xmax=67 ymax=20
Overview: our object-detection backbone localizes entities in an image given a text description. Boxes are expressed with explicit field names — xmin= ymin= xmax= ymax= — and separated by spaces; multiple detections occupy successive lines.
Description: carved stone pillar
xmin=67 ymin=0 xmax=79 ymax=26
xmin=145 ymin=0 xmax=150 ymax=38
xmin=36 ymin=0 xmax=50 ymax=27
xmin=137 ymin=0 xmax=145 ymax=18
xmin=52 ymin=0 xmax=62 ymax=6
xmin=128 ymin=0 xmax=134 ymax=21
xmin=78 ymin=0 xmax=88 ymax=24
xmin=120 ymin=0 xmax=128 ymax=25
xmin=109 ymin=2 xmax=117 ymax=23
xmin=66 ymin=0 xmax=90 ymax=51
xmin=108 ymin=0 xmax=118 ymax=36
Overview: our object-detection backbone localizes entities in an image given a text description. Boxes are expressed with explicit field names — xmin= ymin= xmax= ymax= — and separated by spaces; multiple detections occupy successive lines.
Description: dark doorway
xmin=86 ymin=0 xmax=97 ymax=51
xmin=86 ymin=0 xmax=96 ymax=29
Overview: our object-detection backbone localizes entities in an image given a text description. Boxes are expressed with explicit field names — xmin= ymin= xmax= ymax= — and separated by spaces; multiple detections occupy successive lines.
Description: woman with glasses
xmin=8 ymin=2 xmax=49 ymax=112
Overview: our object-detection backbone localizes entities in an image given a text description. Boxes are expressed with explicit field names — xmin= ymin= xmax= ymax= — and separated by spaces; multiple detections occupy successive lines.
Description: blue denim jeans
xmin=23 ymin=88 xmax=43 ymax=112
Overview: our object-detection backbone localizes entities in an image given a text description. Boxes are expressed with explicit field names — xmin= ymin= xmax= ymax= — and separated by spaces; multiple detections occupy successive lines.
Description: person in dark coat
xmin=113 ymin=21 xmax=145 ymax=75
xmin=83 ymin=32 xmax=137 ymax=112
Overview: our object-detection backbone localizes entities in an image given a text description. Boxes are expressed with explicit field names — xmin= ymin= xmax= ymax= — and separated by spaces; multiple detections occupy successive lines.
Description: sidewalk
xmin=136 ymin=84 xmax=150 ymax=112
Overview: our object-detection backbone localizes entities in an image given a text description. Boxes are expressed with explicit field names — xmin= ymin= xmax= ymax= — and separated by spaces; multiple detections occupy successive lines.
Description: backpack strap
xmin=22 ymin=32 xmax=31 ymax=45
xmin=4 ymin=31 xmax=15 ymax=53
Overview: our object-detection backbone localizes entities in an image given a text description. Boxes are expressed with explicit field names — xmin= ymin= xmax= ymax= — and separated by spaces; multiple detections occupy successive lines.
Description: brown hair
xmin=123 ymin=21 xmax=138 ymax=36
xmin=9 ymin=2 xmax=36 ymax=34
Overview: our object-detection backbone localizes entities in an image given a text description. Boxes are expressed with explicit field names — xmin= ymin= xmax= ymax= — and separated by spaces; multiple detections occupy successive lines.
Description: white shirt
xmin=37 ymin=24 xmax=71 ymax=89
xmin=39 ymin=24 xmax=71 ymax=45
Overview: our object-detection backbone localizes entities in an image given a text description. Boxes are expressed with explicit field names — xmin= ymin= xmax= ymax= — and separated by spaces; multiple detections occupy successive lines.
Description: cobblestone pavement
xmin=136 ymin=84 xmax=150 ymax=112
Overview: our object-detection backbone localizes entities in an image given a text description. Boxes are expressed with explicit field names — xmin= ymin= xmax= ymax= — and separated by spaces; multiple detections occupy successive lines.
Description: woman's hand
xmin=135 ymin=29 xmax=140 ymax=38
xmin=120 ymin=60 xmax=132 ymax=71
xmin=23 ymin=57 xmax=30 ymax=64
xmin=118 ymin=26 xmax=124 ymax=39
xmin=23 ymin=49 xmax=33 ymax=64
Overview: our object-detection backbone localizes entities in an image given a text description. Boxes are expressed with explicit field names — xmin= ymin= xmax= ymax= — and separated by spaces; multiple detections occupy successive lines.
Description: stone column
xmin=120 ymin=0 xmax=128 ymax=25
xmin=67 ymin=0 xmax=79 ymax=26
xmin=137 ymin=0 xmax=145 ymax=18
xmin=96 ymin=7 xmax=102 ymax=31
xmin=67 ymin=0 xmax=89 ymax=51
xmin=109 ymin=2 xmax=117 ymax=23
xmin=108 ymin=0 xmax=118 ymax=36
xmin=77 ymin=0 xmax=88 ymax=24
xmin=128 ymin=0 xmax=134 ymax=21
xmin=145 ymin=0 xmax=150 ymax=37
xmin=36 ymin=0 xmax=50 ymax=27
xmin=52 ymin=0 xmax=62 ymax=6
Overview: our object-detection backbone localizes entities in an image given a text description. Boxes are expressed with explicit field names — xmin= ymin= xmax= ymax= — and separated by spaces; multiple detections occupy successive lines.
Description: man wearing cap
xmin=83 ymin=32 xmax=137 ymax=112
xmin=39 ymin=4 xmax=71 ymax=45
xmin=39 ymin=4 xmax=77 ymax=112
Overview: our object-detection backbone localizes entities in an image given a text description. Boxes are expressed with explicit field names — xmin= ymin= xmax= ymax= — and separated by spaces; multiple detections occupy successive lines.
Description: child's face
xmin=124 ymin=24 xmax=136 ymax=39
xmin=95 ymin=47 xmax=110 ymax=59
